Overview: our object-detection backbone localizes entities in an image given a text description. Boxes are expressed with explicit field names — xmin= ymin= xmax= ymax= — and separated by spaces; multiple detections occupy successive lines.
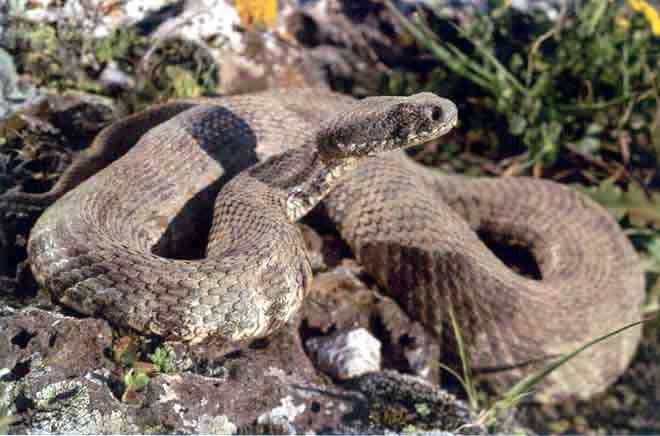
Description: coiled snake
xmin=7 ymin=89 xmax=644 ymax=402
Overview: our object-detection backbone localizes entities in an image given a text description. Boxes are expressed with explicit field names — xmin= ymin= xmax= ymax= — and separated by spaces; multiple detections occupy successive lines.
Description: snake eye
xmin=430 ymin=106 xmax=443 ymax=122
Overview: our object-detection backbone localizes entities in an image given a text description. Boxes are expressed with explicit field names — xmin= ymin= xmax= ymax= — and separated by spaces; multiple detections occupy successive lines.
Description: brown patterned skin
xmin=8 ymin=89 xmax=643 ymax=402
xmin=323 ymin=154 xmax=644 ymax=402
xmin=21 ymin=89 xmax=457 ymax=342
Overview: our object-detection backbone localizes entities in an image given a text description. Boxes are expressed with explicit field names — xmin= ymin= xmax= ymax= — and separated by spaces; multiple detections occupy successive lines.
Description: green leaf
xmin=94 ymin=28 xmax=138 ymax=63
xmin=625 ymin=183 xmax=660 ymax=228
xmin=579 ymin=180 xmax=660 ymax=228
xmin=447 ymin=299 xmax=479 ymax=410
xmin=577 ymin=179 xmax=627 ymax=220
xmin=508 ymin=114 xmax=527 ymax=136
xmin=123 ymin=368 xmax=150 ymax=391
xmin=585 ymin=123 xmax=604 ymax=135
xmin=402 ymin=424 xmax=418 ymax=434
xmin=415 ymin=403 xmax=431 ymax=417
xmin=165 ymin=66 xmax=203 ymax=98
xmin=642 ymin=237 xmax=660 ymax=273
xmin=575 ymin=136 xmax=601 ymax=155
xmin=148 ymin=347 xmax=174 ymax=373
xmin=509 ymin=53 xmax=524 ymax=72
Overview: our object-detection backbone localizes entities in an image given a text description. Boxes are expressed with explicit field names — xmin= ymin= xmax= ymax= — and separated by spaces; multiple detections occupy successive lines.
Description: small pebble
xmin=306 ymin=327 xmax=381 ymax=380
xmin=99 ymin=62 xmax=136 ymax=90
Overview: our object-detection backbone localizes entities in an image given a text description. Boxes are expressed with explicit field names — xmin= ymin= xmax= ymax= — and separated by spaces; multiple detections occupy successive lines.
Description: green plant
xmin=401 ymin=424 xmax=419 ymax=434
xmin=123 ymin=368 xmax=150 ymax=391
xmin=577 ymin=179 xmax=660 ymax=309
xmin=148 ymin=346 xmax=174 ymax=374
xmin=384 ymin=0 xmax=659 ymax=169
xmin=414 ymin=402 xmax=431 ymax=417
xmin=94 ymin=27 xmax=141 ymax=64
xmin=443 ymin=312 xmax=649 ymax=429
xmin=578 ymin=179 xmax=660 ymax=228
xmin=165 ymin=65 xmax=204 ymax=98
xmin=446 ymin=300 xmax=479 ymax=410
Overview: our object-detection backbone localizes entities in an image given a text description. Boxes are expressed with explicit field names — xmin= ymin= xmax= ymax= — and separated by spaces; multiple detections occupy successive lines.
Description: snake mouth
xmin=325 ymin=113 xmax=459 ymax=163
xmin=387 ymin=107 xmax=458 ymax=151
xmin=403 ymin=112 xmax=458 ymax=148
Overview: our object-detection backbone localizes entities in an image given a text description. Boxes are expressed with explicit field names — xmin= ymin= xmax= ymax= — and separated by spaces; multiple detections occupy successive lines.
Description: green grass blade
xmin=558 ymin=94 xmax=635 ymax=113
xmin=437 ymin=361 xmax=472 ymax=401
xmin=500 ymin=318 xmax=646 ymax=403
xmin=448 ymin=22 xmax=529 ymax=95
xmin=477 ymin=317 xmax=649 ymax=426
xmin=447 ymin=299 xmax=479 ymax=410
xmin=383 ymin=0 xmax=497 ymax=93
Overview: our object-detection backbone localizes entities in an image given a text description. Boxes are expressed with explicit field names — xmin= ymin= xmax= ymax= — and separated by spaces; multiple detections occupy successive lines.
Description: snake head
xmin=316 ymin=92 xmax=458 ymax=161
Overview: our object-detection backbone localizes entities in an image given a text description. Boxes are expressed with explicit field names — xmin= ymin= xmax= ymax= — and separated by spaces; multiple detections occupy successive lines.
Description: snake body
xmin=18 ymin=89 xmax=644 ymax=402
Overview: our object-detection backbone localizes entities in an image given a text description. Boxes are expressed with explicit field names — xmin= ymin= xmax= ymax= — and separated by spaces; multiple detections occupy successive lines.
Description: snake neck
xmin=249 ymin=146 xmax=359 ymax=222
xmin=286 ymin=154 xmax=358 ymax=222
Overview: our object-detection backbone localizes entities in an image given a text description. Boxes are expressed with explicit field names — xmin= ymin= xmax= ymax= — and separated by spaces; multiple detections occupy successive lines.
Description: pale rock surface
xmin=306 ymin=327 xmax=382 ymax=380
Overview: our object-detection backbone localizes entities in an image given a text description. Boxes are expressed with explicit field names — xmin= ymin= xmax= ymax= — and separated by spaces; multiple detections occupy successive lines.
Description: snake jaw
xmin=399 ymin=112 xmax=459 ymax=149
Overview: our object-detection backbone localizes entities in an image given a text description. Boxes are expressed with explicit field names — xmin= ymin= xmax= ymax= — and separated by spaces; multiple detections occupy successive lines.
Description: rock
xmin=0 ymin=309 xmax=138 ymax=434
xmin=45 ymin=91 xmax=126 ymax=137
xmin=99 ymin=62 xmax=136 ymax=90
xmin=306 ymin=328 xmax=382 ymax=380
xmin=149 ymin=0 xmax=244 ymax=52
xmin=0 ymin=92 xmax=124 ymax=300
xmin=0 ymin=308 xmax=117 ymax=383
xmin=24 ymin=374 xmax=139 ymax=434
xmin=0 ymin=304 xmax=482 ymax=433
xmin=255 ymin=395 xmax=306 ymax=435
xmin=16 ymin=0 xmax=179 ymax=38
xmin=138 ymin=319 xmax=356 ymax=433
xmin=0 ymin=307 xmax=359 ymax=434
xmin=0 ymin=48 xmax=39 ymax=119
xmin=346 ymin=370 xmax=482 ymax=434
xmin=140 ymin=373 xmax=244 ymax=432
xmin=302 ymin=261 xmax=442 ymax=384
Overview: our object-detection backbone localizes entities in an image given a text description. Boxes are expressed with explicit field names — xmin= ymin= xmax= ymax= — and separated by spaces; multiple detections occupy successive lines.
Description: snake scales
xmin=9 ymin=88 xmax=644 ymax=402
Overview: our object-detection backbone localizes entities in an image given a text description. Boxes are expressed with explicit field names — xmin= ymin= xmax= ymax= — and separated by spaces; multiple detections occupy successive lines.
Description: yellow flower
xmin=236 ymin=0 xmax=279 ymax=30
xmin=627 ymin=0 xmax=660 ymax=36
xmin=616 ymin=15 xmax=631 ymax=31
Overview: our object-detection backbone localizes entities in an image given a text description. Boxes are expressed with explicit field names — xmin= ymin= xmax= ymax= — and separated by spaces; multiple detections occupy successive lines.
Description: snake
xmin=4 ymin=88 xmax=644 ymax=403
